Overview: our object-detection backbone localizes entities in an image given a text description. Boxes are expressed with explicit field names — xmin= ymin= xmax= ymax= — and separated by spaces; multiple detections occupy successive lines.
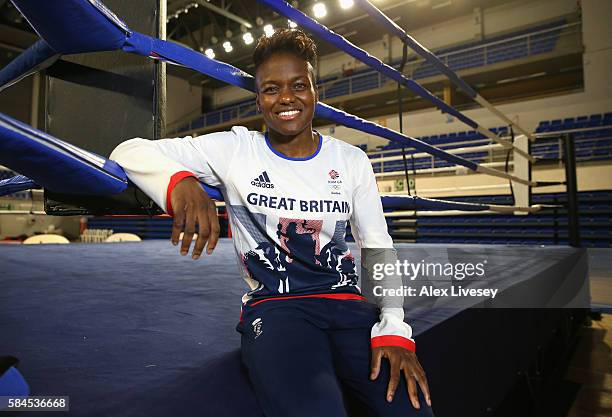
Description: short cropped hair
xmin=253 ymin=29 xmax=318 ymax=78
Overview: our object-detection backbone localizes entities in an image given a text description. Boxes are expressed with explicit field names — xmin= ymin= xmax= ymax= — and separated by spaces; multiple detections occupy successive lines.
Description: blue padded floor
xmin=0 ymin=240 xmax=589 ymax=417
xmin=1 ymin=240 xmax=258 ymax=417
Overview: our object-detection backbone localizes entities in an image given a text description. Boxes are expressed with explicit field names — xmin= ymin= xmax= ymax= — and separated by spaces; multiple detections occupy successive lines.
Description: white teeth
xmin=278 ymin=110 xmax=300 ymax=117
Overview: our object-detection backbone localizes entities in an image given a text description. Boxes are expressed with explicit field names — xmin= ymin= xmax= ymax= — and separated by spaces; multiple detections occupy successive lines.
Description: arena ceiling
xmin=167 ymin=0 xmax=510 ymax=80
xmin=0 ymin=0 xmax=546 ymax=86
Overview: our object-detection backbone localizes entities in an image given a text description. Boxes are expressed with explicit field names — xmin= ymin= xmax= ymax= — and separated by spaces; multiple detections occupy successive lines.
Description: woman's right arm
xmin=110 ymin=131 xmax=240 ymax=258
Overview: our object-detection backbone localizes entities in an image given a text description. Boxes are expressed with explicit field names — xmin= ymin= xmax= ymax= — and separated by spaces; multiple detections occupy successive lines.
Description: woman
xmin=111 ymin=29 xmax=432 ymax=417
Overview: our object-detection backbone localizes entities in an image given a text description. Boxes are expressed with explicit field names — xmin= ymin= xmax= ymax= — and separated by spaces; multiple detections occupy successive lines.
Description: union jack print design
xmin=229 ymin=205 xmax=358 ymax=297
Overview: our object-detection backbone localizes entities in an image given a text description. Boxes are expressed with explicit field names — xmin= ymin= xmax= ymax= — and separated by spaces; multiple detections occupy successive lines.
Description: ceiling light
xmin=339 ymin=0 xmax=354 ymax=9
xmin=288 ymin=20 xmax=298 ymax=28
xmin=204 ymin=48 xmax=215 ymax=59
xmin=263 ymin=24 xmax=274 ymax=37
xmin=222 ymin=41 xmax=233 ymax=52
xmin=243 ymin=32 xmax=254 ymax=45
xmin=432 ymin=0 xmax=452 ymax=9
xmin=312 ymin=2 xmax=327 ymax=18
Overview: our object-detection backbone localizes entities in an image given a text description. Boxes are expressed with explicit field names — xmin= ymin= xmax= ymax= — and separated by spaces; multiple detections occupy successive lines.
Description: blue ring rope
xmin=258 ymin=0 xmax=493 ymax=133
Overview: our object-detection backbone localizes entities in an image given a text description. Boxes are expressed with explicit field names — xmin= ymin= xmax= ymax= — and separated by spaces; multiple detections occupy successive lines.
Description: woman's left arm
xmin=349 ymin=149 xmax=431 ymax=409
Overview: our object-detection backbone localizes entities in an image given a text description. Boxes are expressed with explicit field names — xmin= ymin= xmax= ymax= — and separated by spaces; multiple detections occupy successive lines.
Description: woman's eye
xmin=294 ymin=83 xmax=306 ymax=90
xmin=263 ymin=86 xmax=278 ymax=93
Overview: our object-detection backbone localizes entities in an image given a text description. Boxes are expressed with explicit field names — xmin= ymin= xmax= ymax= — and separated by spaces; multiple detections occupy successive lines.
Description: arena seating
xmin=369 ymin=126 xmax=506 ymax=173
xmin=385 ymin=190 xmax=612 ymax=248
xmin=0 ymin=169 xmax=30 ymax=199
xmin=369 ymin=113 xmax=612 ymax=174
xmin=173 ymin=20 xmax=570 ymax=134
xmin=412 ymin=19 xmax=565 ymax=79
xmin=0 ymin=170 xmax=17 ymax=181
xmin=531 ymin=114 xmax=612 ymax=163
xmin=84 ymin=190 xmax=612 ymax=249
xmin=86 ymin=206 xmax=231 ymax=241
xmin=42 ymin=113 xmax=612 ymax=248
xmin=3 ymin=109 xmax=610 ymax=248
xmin=317 ymin=19 xmax=567 ymax=101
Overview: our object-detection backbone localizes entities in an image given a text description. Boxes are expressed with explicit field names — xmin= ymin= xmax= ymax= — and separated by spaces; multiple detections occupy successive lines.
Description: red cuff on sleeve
xmin=371 ymin=335 xmax=416 ymax=352
xmin=166 ymin=171 xmax=197 ymax=216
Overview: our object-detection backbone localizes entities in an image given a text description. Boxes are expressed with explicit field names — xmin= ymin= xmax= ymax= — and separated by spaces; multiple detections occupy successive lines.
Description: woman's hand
xmin=170 ymin=177 xmax=220 ymax=259
xmin=370 ymin=346 xmax=431 ymax=409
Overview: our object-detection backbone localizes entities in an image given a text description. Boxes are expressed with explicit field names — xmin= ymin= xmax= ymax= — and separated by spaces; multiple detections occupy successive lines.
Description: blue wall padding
xmin=10 ymin=0 xmax=129 ymax=54
xmin=0 ymin=39 xmax=58 ymax=91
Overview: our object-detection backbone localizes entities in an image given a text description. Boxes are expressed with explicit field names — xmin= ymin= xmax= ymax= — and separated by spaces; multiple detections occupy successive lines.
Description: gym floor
xmin=566 ymin=249 xmax=612 ymax=417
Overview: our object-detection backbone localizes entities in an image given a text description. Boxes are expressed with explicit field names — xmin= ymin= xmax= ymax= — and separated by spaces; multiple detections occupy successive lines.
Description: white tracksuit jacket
xmin=110 ymin=126 xmax=415 ymax=351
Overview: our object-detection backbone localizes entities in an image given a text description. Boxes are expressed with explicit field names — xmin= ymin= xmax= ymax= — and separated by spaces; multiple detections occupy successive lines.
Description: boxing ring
xmin=0 ymin=0 xmax=591 ymax=415
xmin=0 ymin=240 xmax=589 ymax=417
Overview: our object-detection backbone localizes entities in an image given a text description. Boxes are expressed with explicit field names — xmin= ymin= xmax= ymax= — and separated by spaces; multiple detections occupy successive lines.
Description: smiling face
xmin=255 ymin=52 xmax=318 ymax=139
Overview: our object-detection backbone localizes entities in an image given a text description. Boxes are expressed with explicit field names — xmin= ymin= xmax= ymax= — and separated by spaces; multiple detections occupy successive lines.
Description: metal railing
xmin=403 ymin=21 xmax=581 ymax=80
xmin=371 ymin=126 xmax=611 ymax=175
xmin=318 ymin=21 xmax=581 ymax=100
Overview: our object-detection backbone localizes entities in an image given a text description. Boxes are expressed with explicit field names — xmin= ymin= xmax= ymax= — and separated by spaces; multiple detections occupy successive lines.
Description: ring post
xmin=513 ymin=134 xmax=531 ymax=215
xmin=562 ymin=133 xmax=580 ymax=247
xmin=42 ymin=0 xmax=166 ymax=215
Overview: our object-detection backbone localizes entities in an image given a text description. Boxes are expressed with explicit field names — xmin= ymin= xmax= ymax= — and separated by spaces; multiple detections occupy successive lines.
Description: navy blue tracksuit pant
xmin=238 ymin=298 xmax=434 ymax=417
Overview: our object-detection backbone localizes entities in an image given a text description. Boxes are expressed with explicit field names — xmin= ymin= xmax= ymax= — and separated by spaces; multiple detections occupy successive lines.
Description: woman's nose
xmin=279 ymin=88 xmax=295 ymax=104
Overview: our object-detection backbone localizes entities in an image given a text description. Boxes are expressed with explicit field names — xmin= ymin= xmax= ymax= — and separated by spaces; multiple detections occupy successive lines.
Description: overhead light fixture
xmin=210 ymin=36 xmax=218 ymax=44
xmin=204 ymin=48 xmax=215 ymax=59
xmin=263 ymin=24 xmax=274 ymax=37
xmin=339 ymin=0 xmax=354 ymax=9
xmin=431 ymin=0 xmax=452 ymax=9
xmin=243 ymin=32 xmax=254 ymax=45
xmin=288 ymin=20 xmax=298 ymax=28
xmin=312 ymin=2 xmax=327 ymax=19
xmin=222 ymin=41 xmax=233 ymax=53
